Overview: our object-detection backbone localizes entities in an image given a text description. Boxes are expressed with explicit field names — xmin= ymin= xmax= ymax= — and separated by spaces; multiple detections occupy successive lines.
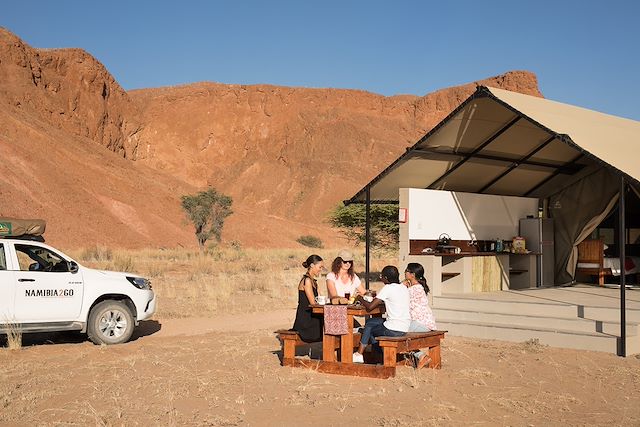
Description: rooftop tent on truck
xmin=0 ymin=218 xmax=46 ymax=241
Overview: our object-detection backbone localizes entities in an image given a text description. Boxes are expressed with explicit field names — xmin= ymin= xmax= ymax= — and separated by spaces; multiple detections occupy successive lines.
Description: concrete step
xmin=437 ymin=319 xmax=640 ymax=354
xmin=433 ymin=296 xmax=578 ymax=318
xmin=581 ymin=306 xmax=640 ymax=323
xmin=433 ymin=308 xmax=640 ymax=336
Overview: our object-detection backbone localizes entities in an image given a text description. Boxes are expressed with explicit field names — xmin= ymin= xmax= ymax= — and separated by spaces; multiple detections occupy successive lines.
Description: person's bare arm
xmin=303 ymin=278 xmax=316 ymax=306
xmin=326 ymin=278 xmax=338 ymax=298
xmin=356 ymin=295 xmax=383 ymax=312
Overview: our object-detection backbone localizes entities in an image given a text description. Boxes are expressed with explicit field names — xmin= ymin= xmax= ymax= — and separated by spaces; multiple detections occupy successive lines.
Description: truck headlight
xmin=126 ymin=276 xmax=152 ymax=290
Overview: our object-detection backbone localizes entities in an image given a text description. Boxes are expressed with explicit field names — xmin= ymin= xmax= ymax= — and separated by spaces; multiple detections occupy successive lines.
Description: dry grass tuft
xmin=79 ymin=245 xmax=113 ymax=262
xmin=521 ymin=338 xmax=547 ymax=353
xmin=68 ymin=246 xmax=396 ymax=319
xmin=3 ymin=321 xmax=23 ymax=350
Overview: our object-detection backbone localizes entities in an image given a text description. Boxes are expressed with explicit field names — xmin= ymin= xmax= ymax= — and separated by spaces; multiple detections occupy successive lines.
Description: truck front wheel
xmin=87 ymin=300 xmax=135 ymax=345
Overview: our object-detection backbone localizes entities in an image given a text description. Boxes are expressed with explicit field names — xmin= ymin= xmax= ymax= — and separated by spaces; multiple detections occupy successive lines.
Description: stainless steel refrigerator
xmin=519 ymin=218 xmax=555 ymax=287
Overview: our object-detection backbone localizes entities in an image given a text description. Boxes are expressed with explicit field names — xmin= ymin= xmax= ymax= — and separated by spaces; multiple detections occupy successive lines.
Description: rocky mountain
xmin=0 ymin=28 xmax=542 ymax=248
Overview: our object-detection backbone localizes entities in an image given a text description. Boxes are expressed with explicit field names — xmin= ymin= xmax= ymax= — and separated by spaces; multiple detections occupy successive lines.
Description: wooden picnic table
xmin=277 ymin=303 xmax=446 ymax=378
xmin=310 ymin=303 xmax=385 ymax=364
xmin=279 ymin=303 xmax=396 ymax=378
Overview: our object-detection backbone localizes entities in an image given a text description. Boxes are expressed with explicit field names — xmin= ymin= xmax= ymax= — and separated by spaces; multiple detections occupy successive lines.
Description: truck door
xmin=11 ymin=243 xmax=84 ymax=322
xmin=0 ymin=242 xmax=15 ymax=322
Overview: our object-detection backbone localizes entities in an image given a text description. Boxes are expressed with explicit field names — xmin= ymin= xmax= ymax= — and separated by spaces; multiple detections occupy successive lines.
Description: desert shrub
xmin=328 ymin=203 xmax=399 ymax=250
xmin=79 ymin=245 xmax=113 ymax=262
xmin=181 ymin=188 xmax=233 ymax=252
xmin=296 ymin=235 xmax=324 ymax=248
xmin=143 ymin=262 xmax=167 ymax=278
xmin=113 ymin=255 xmax=135 ymax=272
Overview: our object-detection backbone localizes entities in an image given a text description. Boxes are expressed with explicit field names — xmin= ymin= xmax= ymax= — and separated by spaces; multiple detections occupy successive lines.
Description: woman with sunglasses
xmin=326 ymin=249 xmax=366 ymax=300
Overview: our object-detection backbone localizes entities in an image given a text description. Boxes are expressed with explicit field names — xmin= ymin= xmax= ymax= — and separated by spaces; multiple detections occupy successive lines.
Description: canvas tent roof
xmin=347 ymin=86 xmax=640 ymax=204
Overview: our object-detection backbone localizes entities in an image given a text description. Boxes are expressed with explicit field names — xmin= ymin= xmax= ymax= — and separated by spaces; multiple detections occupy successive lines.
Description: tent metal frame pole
xmin=413 ymin=148 xmax=580 ymax=173
xmin=523 ymin=153 xmax=585 ymax=197
xmin=365 ymin=186 xmax=371 ymax=290
xmin=427 ymin=116 xmax=521 ymax=189
xmin=477 ymin=135 xmax=557 ymax=193
xmin=619 ymin=176 xmax=627 ymax=357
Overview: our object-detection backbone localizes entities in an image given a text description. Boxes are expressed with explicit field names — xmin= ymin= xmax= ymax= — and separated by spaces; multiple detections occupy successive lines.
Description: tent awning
xmin=347 ymin=86 xmax=640 ymax=204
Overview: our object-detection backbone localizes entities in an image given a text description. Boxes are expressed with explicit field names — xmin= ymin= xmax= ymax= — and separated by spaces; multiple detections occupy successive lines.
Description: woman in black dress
xmin=292 ymin=254 xmax=325 ymax=342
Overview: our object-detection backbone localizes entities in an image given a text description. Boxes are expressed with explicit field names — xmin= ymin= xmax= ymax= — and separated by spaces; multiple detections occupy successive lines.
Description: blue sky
xmin=3 ymin=1 xmax=640 ymax=120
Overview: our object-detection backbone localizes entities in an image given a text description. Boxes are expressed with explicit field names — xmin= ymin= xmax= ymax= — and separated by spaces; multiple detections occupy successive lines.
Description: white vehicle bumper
xmin=136 ymin=291 xmax=156 ymax=321
xmin=132 ymin=290 xmax=156 ymax=324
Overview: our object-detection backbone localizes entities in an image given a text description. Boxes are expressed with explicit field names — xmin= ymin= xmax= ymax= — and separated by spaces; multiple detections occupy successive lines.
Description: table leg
xmin=323 ymin=334 xmax=337 ymax=362
xmin=340 ymin=314 xmax=355 ymax=363
xmin=429 ymin=344 xmax=442 ymax=369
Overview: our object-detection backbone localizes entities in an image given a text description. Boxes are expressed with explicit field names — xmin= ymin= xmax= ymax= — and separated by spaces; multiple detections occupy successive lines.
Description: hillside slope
xmin=129 ymin=72 xmax=541 ymax=244
xmin=0 ymin=28 xmax=542 ymax=248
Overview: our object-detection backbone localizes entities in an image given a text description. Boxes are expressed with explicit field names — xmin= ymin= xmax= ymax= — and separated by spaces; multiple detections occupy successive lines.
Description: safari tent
xmin=346 ymin=86 xmax=640 ymax=355
xmin=348 ymin=86 xmax=640 ymax=283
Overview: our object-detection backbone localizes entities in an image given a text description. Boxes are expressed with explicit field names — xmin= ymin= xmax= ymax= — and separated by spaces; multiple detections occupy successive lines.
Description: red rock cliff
xmin=0 ymin=28 xmax=542 ymax=248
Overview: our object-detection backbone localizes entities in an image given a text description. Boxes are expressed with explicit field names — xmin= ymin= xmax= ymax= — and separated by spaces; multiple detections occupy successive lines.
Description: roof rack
xmin=1 ymin=235 xmax=45 ymax=242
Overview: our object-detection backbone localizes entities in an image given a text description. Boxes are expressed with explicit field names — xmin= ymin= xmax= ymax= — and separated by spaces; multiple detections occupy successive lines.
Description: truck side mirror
xmin=68 ymin=261 xmax=79 ymax=274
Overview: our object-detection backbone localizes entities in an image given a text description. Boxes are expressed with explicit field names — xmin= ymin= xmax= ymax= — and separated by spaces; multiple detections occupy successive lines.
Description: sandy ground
xmin=1 ymin=309 xmax=639 ymax=427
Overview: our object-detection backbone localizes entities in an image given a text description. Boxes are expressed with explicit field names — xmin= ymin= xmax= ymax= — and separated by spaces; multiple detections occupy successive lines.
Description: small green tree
xmin=328 ymin=203 xmax=399 ymax=250
xmin=181 ymin=188 xmax=233 ymax=252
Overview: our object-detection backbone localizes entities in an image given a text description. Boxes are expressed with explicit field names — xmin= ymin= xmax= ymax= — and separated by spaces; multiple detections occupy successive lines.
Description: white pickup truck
xmin=0 ymin=223 xmax=156 ymax=345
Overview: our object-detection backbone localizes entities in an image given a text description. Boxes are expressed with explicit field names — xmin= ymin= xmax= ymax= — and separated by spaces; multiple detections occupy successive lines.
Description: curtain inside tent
xmin=549 ymin=168 xmax=620 ymax=284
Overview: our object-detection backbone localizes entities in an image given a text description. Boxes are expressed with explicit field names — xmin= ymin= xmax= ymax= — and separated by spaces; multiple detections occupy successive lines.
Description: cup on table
xmin=315 ymin=295 xmax=327 ymax=305
xmin=344 ymin=292 xmax=351 ymax=300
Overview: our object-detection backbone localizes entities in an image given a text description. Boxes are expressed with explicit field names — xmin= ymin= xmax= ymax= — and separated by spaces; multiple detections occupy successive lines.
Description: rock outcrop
xmin=129 ymin=72 xmax=541 ymax=243
xmin=0 ymin=28 xmax=543 ymax=248
xmin=0 ymin=28 xmax=141 ymax=158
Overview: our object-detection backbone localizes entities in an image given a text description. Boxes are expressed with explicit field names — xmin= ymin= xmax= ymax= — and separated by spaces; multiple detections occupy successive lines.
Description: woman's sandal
xmin=416 ymin=352 xmax=432 ymax=369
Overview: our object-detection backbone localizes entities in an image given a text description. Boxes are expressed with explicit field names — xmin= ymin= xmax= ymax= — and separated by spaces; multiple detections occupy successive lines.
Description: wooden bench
xmin=376 ymin=330 xmax=446 ymax=369
xmin=275 ymin=329 xmax=361 ymax=366
xmin=275 ymin=330 xmax=306 ymax=365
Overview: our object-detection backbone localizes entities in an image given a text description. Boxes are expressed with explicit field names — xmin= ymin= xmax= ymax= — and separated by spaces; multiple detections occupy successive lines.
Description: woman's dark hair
xmin=302 ymin=254 xmax=323 ymax=269
xmin=406 ymin=262 xmax=429 ymax=295
xmin=380 ymin=265 xmax=400 ymax=284
xmin=331 ymin=257 xmax=354 ymax=279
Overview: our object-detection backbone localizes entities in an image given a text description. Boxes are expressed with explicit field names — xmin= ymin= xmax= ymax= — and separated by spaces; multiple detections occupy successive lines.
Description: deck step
xmin=581 ymin=306 xmax=640 ymax=323
xmin=437 ymin=319 xmax=640 ymax=354
xmin=433 ymin=296 xmax=578 ymax=318
xmin=433 ymin=308 xmax=639 ymax=336
xmin=431 ymin=288 xmax=640 ymax=355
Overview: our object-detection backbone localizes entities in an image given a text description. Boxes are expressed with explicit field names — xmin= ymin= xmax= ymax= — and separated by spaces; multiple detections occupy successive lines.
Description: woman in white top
xmin=326 ymin=249 xmax=366 ymax=299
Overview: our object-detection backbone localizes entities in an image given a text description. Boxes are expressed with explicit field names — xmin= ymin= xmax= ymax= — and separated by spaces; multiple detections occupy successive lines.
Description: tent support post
xmin=619 ymin=176 xmax=627 ymax=357
xmin=365 ymin=186 xmax=371 ymax=290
